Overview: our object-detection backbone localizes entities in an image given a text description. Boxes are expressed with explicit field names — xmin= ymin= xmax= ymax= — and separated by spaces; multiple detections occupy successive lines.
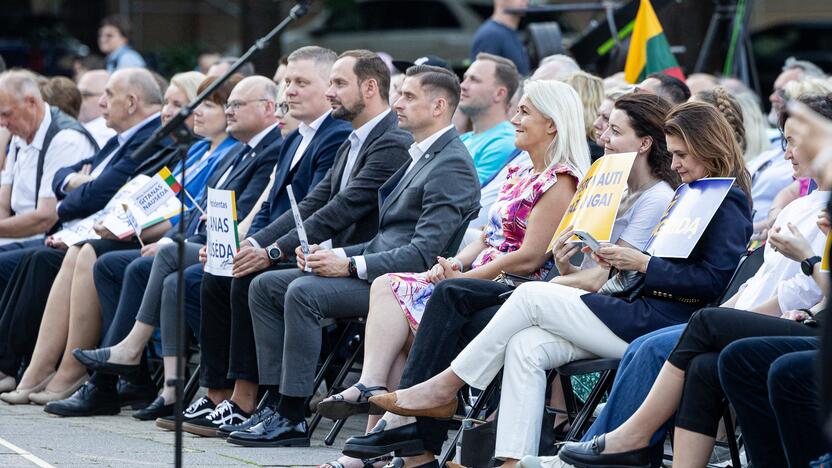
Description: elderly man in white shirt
xmin=77 ymin=70 xmax=116 ymax=148
xmin=0 ymin=70 xmax=96 ymax=246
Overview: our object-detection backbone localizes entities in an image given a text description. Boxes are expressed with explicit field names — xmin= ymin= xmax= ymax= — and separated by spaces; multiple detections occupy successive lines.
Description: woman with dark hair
xmin=365 ymin=102 xmax=753 ymax=467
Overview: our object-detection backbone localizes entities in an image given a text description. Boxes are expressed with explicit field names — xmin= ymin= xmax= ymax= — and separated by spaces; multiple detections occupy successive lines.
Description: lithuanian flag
xmin=624 ymin=0 xmax=684 ymax=84
xmin=158 ymin=166 xmax=182 ymax=194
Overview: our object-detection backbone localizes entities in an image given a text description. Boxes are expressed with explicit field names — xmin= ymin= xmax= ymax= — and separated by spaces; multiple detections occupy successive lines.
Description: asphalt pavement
xmin=0 ymin=399 xmax=368 ymax=467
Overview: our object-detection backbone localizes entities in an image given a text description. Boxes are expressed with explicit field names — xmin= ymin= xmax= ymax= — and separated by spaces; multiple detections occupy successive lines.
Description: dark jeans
xmin=666 ymin=308 xmax=818 ymax=438
xmin=398 ymin=278 xmax=511 ymax=455
xmin=0 ymin=246 xmax=64 ymax=376
xmin=720 ymin=336 xmax=828 ymax=468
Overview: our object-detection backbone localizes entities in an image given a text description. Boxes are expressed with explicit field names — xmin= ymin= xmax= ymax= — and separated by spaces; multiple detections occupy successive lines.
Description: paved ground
xmin=0 ymin=399 xmax=369 ymax=467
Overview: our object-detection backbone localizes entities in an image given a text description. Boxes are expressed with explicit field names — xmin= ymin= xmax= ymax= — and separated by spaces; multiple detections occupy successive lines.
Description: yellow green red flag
xmin=624 ymin=0 xmax=684 ymax=84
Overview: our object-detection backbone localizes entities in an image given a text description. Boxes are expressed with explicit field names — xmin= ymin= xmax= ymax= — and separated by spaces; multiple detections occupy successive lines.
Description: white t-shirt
xmin=735 ymin=189 xmax=828 ymax=312
xmin=581 ymin=181 xmax=675 ymax=269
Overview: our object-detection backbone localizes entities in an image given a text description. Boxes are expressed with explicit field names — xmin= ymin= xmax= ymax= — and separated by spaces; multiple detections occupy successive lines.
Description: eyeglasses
xmin=225 ymin=99 xmax=273 ymax=112
xmin=277 ymin=102 xmax=289 ymax=115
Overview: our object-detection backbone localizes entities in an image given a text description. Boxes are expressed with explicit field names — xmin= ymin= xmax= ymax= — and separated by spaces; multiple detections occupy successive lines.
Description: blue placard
xmin=644 ymin=177 xmax=735 ymax=258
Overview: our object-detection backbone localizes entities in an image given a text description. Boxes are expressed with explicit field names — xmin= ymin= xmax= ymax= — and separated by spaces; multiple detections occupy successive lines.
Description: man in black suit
xmin=226 ymin=65 xmax=480 ymax=447
xmin=189 ymin=49 xmax=413 ymax=438
xmin=50 ymin=75 xmax=284 ymax=417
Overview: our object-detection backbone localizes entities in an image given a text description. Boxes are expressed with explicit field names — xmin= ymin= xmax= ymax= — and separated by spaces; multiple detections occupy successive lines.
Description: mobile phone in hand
xmin=573 ymin=230 xmax=601 ymax=252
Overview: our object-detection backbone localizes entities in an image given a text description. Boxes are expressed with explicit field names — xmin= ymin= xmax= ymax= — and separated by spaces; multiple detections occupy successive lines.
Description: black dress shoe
xmin=343 ymin=420 xmax=425 ymax=459
xmin=133 ymin=396 xmax=174 ymax=421
xmin=226 ymin=411 xmax=310 ymax=447
xmin=218 ymin=405 xmax=275 ymax=438
xmin=44 ymin=381 xmax=120 ymax=417
xmin=73 ymin=348 xmax=141 ymax=380
xmin=384 ymin=458 xmax=439 ymax=468
xmin=558 ymin=434 xmax=650 ymax=468
xmin=117 ymin=378 xmax=156 ymax=409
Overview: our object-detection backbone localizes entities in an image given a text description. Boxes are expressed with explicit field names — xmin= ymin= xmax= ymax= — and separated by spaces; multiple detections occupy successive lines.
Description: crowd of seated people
xmin=0 ymin=11 xmax=830 ymax=468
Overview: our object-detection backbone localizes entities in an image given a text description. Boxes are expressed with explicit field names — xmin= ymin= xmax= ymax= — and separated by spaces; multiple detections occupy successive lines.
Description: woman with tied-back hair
xmin=367 ymin=102 xmax=753 ymax=467
xmin=693 ymin=86 xmax=747 ymax=155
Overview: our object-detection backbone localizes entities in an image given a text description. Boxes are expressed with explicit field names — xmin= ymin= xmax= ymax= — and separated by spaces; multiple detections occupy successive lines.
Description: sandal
xmin=317 ymin=383 xmax=388 ymax=420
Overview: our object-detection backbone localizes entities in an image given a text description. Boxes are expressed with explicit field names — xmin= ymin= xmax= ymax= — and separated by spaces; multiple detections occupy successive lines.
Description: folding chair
xmin=310 ymin=207 xmax=482 ymax=444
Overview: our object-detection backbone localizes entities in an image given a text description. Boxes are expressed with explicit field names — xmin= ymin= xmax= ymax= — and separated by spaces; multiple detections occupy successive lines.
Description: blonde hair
xmin=783 ymin=77 xmax=832 ymax=101
xmin=169 ymin=71 xmax=206 ymax=103
xmin=562 ymin=71 xmax=604 ymax=140
xmin=733 ymin=91 xmax=770 ymax=162
xmin=523 ymin=79 xmax=591 ymax=179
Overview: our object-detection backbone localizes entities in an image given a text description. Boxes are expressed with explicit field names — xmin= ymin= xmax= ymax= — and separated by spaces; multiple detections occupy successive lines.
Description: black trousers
xmin=200 ymin=267 xmax=282 ymax=388
xmin=0 ymin=247 xmax=65 ymax=376
xmin=398 ymin=278 xmax=512 ymax=455
xmin=720 ymin=336 xmax=826 ymax=468
xmin=666 ymin=307 xmax=818 ymax=438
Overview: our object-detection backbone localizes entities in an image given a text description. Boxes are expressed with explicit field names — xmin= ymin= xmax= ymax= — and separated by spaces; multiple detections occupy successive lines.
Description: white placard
xmin=287 ymin=185 xmax=311 ymax=272
xmin=204 ymin=188 xmax=239 ymax=277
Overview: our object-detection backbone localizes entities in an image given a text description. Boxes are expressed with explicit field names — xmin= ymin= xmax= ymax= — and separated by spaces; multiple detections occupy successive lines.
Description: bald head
xmin=102 ymin=68 xmax=163 ymax=133
xmin=225 ymin=75 xmax=278 ymax=143
xmin=77 ymin=70 xmax=110 ymax=123
xmin=0 ymin=70 xmax=47 ymax=142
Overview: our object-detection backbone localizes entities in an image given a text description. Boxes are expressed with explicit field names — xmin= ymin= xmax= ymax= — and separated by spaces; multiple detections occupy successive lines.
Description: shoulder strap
xmin=36 ymin=107 xmax=100 ymax=208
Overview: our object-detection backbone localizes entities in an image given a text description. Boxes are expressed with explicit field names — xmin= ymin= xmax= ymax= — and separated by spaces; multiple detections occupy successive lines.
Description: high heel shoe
xmin=368 ymin=392 xmax=458 ymax=419
xmin=0 ymin=372 xmax=55 ymax=404
xmin=28 ymin=374 xmax=88 ymax=405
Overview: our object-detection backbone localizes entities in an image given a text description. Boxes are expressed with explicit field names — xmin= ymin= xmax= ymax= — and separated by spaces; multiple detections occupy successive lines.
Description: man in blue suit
xmin=189 ymin=46 xmax=353 ymax=435
xmin=0 ymin=68 xmax=169 ymax=391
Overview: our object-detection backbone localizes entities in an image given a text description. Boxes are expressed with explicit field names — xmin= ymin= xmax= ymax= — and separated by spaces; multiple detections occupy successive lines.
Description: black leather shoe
xmin=117 ymin=378 xmax=156 ymax=409
xmin=226 ymin=412 xmax=310 ymax=447
xmin=558 ymin=434 xmax=650 ymax=468
xmin=73 ymin=348 xmax=141 ymax=380
xmin=343 ymin=420 xmax=425 ymax=459
xmin=133 ymin=396 xmax=174 ymax=421
xmin=44 ymin=381 xmax=120 ymax=417
xmin=218 ymin=405 xmax=276 ymax=438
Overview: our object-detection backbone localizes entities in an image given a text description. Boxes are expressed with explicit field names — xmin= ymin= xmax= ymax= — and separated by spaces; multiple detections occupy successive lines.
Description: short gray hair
xmin=783 ymin=57 xmax=826 ymax=78
xmin=535 ymin=54 xmax=581 ymax=79
xmin=288 ymin=46 xmax=337 ymax=81
xmin=121 ymin=68 xmax=163 ymax=106
xmin=0 ymin=70 xmax=43 ymax=101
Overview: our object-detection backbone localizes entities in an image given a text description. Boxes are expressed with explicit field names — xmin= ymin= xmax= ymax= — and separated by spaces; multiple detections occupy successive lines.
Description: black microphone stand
xmin=126 ymin=3 xmax=310 ymax=467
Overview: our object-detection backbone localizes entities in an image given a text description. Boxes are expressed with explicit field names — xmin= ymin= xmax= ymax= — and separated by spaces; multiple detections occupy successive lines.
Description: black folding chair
xmin=310 ymin=206 xmax=482 ymax=444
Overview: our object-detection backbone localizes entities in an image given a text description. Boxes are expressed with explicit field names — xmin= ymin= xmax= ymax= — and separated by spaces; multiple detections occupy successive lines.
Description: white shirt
xmin=216 ymin=122 xmax=279 ymax=187
xmin=82 ymin=116 xmax=116 ymax=148
xmin=748 ymin=145 xmax=794 ymax=224
xmin=3 ymin=103 xmax=95 ymax=221
xmin=735 ymin=189 xmax=828 ymax=312
xmin=290 ymin=111 xmax=330 ymax=171
xmin=337 ymin=124 xmax=456 ymax=279
xmin=341 ymin=109 xmax=391 ymax=191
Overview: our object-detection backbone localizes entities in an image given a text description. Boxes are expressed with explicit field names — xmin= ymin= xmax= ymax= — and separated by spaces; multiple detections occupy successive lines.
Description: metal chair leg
xmin=321 ymin=336 xmax=365 ymax=445
xmin=439 ymin=378 xmax=500 ymax=467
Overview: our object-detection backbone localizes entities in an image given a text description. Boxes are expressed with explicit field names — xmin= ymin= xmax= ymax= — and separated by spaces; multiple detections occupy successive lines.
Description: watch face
xmin=268 ymin=247 xmax=280 ymax=261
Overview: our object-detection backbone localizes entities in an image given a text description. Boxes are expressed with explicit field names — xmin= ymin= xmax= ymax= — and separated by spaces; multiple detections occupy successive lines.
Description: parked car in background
xmin=281 ymin=0 xmax=492 ymax=69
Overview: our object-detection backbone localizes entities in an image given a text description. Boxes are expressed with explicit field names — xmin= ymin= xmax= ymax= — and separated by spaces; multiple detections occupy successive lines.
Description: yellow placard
xmin=547 ymin=152 xmax=637 ymax=252
xmin=822 ymin=233 xmax=831 ymax=272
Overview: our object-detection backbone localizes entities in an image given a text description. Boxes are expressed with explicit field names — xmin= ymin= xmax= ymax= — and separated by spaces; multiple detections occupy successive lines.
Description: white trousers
xmin=450 ymin=282 xmax=629 ymax=460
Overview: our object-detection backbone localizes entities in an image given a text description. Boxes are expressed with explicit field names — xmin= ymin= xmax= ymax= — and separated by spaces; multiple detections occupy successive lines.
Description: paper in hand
xmin=286 ymin=186 xmax=312 ymax=272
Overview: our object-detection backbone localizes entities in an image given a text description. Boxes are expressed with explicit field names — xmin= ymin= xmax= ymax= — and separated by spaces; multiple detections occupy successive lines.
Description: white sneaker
xmin=518 ymin=455 xmax=575 ymax=468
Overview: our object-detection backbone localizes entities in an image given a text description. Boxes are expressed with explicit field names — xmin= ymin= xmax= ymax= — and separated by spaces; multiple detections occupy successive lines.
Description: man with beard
xmin=458 ymin=53 xmax=521 ymax=227
xmin=184 ymin=48 xmax=411 ymax=436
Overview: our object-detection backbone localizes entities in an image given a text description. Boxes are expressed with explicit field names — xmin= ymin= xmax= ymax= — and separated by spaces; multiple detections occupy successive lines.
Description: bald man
xmin=0 ymin=68 xmax=172 ymax=396
xmin=77 ymin=70 xmax=116 ymax=147
xmin=0 ymin=71 xmax=97 ymax=246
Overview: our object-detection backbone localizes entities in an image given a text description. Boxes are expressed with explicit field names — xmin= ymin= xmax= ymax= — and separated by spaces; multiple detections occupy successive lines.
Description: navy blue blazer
xmin=248 ymin=114 xmax=351 ymax=237
xmin=582 ymin=186 xmax=753 ymax=342
xmin=53 ymin=116 xmax=171 ymax=222
xmin=182 ymin=126 xmax=283 ymax=244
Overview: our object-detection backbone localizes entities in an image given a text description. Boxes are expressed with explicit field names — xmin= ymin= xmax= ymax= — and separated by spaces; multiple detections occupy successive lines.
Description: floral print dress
xmin=387 ymin=160 xmax=577 ymax=332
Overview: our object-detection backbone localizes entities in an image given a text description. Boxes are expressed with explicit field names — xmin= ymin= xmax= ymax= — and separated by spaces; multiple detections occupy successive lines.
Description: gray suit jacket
xmin=343 ymin=127 xmax=480 ymax=281
xmin=250 ymin=110 xmax=412 ymax=253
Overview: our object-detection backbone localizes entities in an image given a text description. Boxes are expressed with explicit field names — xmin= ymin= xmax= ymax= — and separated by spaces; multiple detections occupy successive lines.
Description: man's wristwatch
xmin=800 ymin=255 xmax=822 ymax=275
xmin=348 ymin=257 xmax=358 ymax=277
xmin=266 ymin=244 xmax=282 ymax=265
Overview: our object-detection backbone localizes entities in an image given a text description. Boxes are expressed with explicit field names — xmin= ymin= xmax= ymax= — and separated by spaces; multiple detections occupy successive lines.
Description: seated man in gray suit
xmin=227 ymin=65 xmax=481 ymax=447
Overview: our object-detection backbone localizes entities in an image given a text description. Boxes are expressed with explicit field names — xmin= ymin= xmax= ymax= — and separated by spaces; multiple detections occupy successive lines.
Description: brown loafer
xmin=368 ymin=392 xmax=458 ymax=419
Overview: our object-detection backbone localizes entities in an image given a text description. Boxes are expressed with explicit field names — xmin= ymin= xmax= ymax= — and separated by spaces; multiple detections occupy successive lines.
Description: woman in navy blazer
xmin=368 ymin=102 xmax=753 ymax=464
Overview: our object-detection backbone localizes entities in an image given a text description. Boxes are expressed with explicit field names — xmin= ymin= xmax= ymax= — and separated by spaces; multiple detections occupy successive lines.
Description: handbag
xmin=598 ymin=268 xmax=645 ymax=302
